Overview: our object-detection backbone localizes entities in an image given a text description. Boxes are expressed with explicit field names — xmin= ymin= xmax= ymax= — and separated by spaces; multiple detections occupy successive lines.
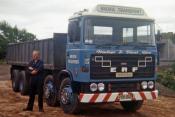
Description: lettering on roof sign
xmin=96 ymin=5 xmax=145 ymax=16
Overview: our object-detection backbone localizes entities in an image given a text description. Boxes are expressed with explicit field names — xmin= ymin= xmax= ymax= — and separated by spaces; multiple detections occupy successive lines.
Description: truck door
xmin=67 ymin=20 xmax=81 ymax=80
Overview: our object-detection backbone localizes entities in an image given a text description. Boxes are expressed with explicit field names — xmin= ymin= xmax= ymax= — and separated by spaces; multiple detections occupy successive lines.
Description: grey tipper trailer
xmin=6 ymin=33 xmax=67 ymax=98
xmin=6 ymin=33 xmax=67 ymax=70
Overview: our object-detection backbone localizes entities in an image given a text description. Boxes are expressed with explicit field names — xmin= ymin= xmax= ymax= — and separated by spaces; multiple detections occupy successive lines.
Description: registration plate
xmin=116 ymin=72 xmax=133 ymax=78
xmin=117 ymin=93 xmax=134 ymax=101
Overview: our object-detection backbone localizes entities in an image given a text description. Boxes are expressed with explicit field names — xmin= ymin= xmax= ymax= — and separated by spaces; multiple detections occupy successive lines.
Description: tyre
xmin=19 ymin=70 xmax=29 ymax=95
xmin=11 ymin=69 xmax=20 ymax=92
xmin=44 ymin=75 xmax=58 ymax=107
xmin=59 ymin=77 xmax=80 ymax=114
xmin=120 ymin=101 xmax=143 ymax=112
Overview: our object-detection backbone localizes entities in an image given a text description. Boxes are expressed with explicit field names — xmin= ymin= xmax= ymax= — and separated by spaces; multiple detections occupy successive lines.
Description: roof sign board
xmin=70 ymin=4 xmax=152 ymax=20
xmin=95 ymin=5 xmax=145 ymax=16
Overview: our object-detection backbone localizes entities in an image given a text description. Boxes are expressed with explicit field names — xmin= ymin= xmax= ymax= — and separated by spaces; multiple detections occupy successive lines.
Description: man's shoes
xmin=39 ymin=108 xmax=44 ymax=112
xmin=23 ymin=108 xmax=33 ymax=111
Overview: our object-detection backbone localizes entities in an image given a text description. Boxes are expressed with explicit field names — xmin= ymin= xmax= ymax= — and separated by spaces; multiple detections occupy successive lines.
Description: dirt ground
xmin=0 ymin=64 xmax=175 ymax=117
xmin=0 ymin=64 xmax=10 ymax=81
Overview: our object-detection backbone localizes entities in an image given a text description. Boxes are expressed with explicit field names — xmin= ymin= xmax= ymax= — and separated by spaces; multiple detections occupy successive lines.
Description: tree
xmin=0 ymin=21 xmax=37 ymax=59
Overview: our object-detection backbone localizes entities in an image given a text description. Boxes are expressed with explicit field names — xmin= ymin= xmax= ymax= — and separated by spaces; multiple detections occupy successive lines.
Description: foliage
xmin=171 ymin=63 xmax=175 ymax=75
xmin=0 ymin=21 xmax=37 ymax=59
xmin=157 ymin=66 xmax=175 ymax=91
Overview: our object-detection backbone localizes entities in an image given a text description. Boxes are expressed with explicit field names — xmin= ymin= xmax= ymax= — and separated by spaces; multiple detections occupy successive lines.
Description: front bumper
xmin=79 ymin=90 xmax=158 ymax=103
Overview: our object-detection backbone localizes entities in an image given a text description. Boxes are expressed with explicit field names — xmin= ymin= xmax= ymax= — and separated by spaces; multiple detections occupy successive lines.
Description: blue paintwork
xmin=66 ymin=16 xmax=157 ymax=83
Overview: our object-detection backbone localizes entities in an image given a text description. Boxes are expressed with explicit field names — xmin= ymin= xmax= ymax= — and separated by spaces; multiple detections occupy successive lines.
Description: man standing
xmin=23 ymin=50 xmax=44 ymax=112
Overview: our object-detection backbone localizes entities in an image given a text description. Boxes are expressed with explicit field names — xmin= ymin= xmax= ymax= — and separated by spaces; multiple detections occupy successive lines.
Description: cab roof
xmin=69 ymin=4 xmax=154 ymax=21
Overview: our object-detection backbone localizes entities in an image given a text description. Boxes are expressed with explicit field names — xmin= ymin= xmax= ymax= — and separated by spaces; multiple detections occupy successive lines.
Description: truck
xmin=6 ymin=4 xmax=158 ymax=114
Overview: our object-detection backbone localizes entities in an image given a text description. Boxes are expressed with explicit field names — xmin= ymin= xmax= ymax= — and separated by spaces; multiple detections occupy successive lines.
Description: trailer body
xmin=6 ymin=33 xmax=67 ymax=70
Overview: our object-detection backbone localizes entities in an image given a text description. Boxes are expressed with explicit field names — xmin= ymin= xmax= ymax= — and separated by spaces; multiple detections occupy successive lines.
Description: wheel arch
xmin=56 ymin=70 xmax=73 ymax=89
xmin=58 ymin=69 xmax=73 ymax=80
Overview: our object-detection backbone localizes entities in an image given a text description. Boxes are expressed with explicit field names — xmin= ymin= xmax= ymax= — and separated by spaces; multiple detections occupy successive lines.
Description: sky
xmin=0 ymin=0 xmax=175 ymax=38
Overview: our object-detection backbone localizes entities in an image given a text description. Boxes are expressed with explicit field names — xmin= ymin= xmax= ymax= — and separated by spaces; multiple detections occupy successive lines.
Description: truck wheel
xmin=59 ymin=77 xmax=80 ymax=114
xmin=44 ymin=75 xmax=58 ymax=107
xmin=120 ymin=101 xmax=143 ymax=112
xmin=19 ymin=71 xmax=29 ymax=95
xmin=12 ymin=70 xmax=20 ymax=92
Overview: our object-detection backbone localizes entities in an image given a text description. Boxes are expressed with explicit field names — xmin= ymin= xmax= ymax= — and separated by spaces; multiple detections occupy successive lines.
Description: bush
xmin=157 ymin=70 xmax=175 ymax=91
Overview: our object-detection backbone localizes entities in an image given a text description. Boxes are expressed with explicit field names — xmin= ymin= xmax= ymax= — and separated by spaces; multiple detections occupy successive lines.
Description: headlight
xmin=90 ymin=83 xmax=97 ymax=92
xmin=141 ymin=81 xmax=148 ymax=89
xmin=148 ymin=81 xmax=154 ymax=89
xmin=98 ymin=83 xmax=105 ymax=91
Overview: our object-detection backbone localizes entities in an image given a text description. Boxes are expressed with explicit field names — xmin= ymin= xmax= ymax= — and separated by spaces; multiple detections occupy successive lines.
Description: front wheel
xmin=120 ymin=101 xmax=143 ymax=112
xmin=59 ymin=78 xmax=80 ymax=114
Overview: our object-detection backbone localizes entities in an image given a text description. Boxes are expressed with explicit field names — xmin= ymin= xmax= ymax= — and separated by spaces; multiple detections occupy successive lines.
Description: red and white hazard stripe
xmin=79 ymin=90 xmax=158 ymax=103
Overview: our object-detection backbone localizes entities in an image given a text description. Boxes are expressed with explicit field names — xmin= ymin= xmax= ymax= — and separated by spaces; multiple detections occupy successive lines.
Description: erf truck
xmin=6 ymin=5 xmax=158 ymax=114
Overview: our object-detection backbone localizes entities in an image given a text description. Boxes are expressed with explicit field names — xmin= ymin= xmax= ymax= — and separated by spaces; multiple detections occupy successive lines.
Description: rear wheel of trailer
xmin=11 ymin=69 xmax=20 ymax=92
xmin=19 ymin=70 xmax=29 ymax=95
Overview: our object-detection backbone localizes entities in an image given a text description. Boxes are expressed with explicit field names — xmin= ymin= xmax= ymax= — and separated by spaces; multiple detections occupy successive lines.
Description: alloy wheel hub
xmin=45 ymin=82 xmax=54 ymax=99
xmin=61 ymin=85 xmax=73 ymax=105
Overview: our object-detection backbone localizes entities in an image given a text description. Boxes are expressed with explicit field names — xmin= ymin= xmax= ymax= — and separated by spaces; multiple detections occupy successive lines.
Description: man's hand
xmin=31 ymin=70 xmax=38 ymax=75
xmin=29 ymin=67 xmax=34 ymax=71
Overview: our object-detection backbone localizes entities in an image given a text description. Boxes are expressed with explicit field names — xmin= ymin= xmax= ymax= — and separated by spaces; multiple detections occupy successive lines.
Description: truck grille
xmin=90 ymin=54 xmax=155 ymax=79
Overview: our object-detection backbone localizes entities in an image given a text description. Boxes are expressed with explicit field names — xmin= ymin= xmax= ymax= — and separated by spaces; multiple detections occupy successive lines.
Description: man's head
xmin=32 ymin=50 xmax=40 ymax=60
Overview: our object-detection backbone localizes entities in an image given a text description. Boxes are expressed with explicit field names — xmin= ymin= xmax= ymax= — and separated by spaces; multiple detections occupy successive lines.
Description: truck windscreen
xmin=84 ymin=17 xmax=155 ymax=46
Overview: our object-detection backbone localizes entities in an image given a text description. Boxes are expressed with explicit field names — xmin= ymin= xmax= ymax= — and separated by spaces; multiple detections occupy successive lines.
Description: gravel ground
xmin=0 ymin=64 xmax=174 ymax=117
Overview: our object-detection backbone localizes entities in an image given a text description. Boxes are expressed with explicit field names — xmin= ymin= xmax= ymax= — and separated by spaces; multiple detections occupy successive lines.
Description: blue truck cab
xmin=65 ymin=4 xmax=158 ymax=112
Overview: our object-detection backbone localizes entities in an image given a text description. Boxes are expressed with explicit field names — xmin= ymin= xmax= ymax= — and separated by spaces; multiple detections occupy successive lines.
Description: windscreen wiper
xmin=122 ymin=42 xmax=154 ymax=47
xmin=122 ymin=42 xmax=137 ymax=46
xmin=96 ymin=43 xmax=114 ymax=47
xmin=137 ymin=43 xmax=155 ymax=46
